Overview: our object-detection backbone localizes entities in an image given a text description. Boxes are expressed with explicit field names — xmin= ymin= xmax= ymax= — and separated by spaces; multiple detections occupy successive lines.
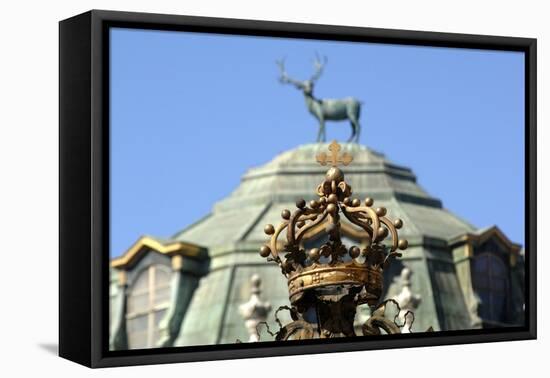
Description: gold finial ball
xmin=259 ymin=245 xmax=271 ymax=257
xmin=325 ymin=167 xmax=344 ymax=182
xmin=394 ymin=218 xmax=403 ymax=229
xmin=297 ymin=220 xmax=305 ymax=228
xmin=349 ymin=246 xmax=361 ymax=258
xmin=264 ymin=224 xmax=275 ymax=235
xmin=327 ymin=193 xmax=338 ymax=204
xmin=319 ymin=197 xmax=327 ymax=205
xmin=308 ymin=248 xmax=320 ymax=261
xmin=398 ymin=239 xmax=409 ymax=250
xmin=309 ymin=200 xmax=319 ymax=209
xmin=326 ymin=203 xmax=337 ymax=214
xmin=365 ymin=197 xmax=374 ymax=207
xmin=281 ymin=209 xmax=291 ymax=220
xmin=378 ymin=226 xmax=389 ymax=239
xmin=351 ymin=198 xmax=361 ymax=207
xmin=343 ymin=197 xmax=351 ymax=205
xmin=375 ymin=207 xmax=387 ymax=217
xmin=296 ymin=199 xmax=306 ymax=209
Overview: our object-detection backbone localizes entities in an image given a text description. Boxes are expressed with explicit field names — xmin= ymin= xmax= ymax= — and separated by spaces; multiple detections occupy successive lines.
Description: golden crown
xmin=259 ymin=141 xmax=408 ymax=310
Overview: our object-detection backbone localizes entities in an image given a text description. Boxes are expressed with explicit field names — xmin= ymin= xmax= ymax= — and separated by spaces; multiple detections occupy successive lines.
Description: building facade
xmin=109 ymin=143 xmax=524 ymax=350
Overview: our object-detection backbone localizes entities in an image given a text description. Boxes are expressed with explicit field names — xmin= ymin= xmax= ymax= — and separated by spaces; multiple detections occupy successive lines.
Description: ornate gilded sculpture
xmin=258 ymin=141 xmax=429 ymax=340
xmin=276 ymin=56 xmax=362 ymax=143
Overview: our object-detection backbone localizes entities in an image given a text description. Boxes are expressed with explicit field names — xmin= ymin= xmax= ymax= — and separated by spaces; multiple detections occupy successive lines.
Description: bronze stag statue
xmin=277 ymin=55 xmax=362 ymax=143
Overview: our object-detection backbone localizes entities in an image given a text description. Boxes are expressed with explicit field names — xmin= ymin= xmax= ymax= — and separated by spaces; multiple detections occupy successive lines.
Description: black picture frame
xmin=59 ymin=9 xmax=537 ymax=368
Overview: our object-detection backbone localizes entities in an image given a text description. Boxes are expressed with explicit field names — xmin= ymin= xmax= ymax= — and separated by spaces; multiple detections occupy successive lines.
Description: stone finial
xmin=239 ymin=274 xmax=272 ymax=342
xmin=392 ymin=267 xmax=421 ymax=333
xmin=469 ymin=292 xmax=483 ymax=328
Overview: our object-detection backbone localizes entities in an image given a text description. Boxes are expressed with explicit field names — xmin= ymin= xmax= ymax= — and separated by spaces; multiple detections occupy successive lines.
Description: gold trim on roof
xmin=111 ymin=236 xmax=204 ymax=270
xmin=450 ymin=225 xmax=522 ymax=254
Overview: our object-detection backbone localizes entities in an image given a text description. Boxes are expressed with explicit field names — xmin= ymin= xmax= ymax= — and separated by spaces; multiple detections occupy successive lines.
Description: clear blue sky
xmin=110 ymin=28 xmax=525 ymax=257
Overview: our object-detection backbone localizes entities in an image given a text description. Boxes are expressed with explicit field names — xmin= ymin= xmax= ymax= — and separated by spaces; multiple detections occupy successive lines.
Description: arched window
xmin=126 ymin=264 xmax=172 ymax=349
xmin=472 ymin=253 xmax=508 ymax=323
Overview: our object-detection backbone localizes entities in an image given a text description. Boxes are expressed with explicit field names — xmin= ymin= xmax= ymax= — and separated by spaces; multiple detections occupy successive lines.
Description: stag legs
xmin=347 ymin=119 xmax=361 ymax=143
xmin=317 ymin=119 xmax=327 ymax=143
xmin=316 ymin=116 xmax=361 ymax=144
xmin=347 ymin=122 xmax=356 ymax=143
xmin=348 ymin=107 xmax=361 ymax=144
xmin=352 ymin=119 xmax=361 ymax=143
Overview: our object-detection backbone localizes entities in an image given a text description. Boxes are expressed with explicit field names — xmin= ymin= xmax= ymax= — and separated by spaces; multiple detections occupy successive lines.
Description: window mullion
xmin=148 ymin=265 xmax=155 ymax=348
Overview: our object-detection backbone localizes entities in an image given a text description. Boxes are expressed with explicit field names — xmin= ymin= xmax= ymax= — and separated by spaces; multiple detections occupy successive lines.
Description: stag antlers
xmin=276 ymin=54 xmax=328 ymax=86
xmin=310 ymin=53 xmax=327 ymax=82
xmin=276 ymin=58 xmax=303 ymax=87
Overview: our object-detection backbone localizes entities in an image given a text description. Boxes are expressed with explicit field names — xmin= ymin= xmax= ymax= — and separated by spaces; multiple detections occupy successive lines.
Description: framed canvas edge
xmin=59 ymin=10 xmax=93 ymax=367
xmin=94 ymin=329 xmax=536 ymax=368
xmin=59 ymin=9 xmax=537 ymax=369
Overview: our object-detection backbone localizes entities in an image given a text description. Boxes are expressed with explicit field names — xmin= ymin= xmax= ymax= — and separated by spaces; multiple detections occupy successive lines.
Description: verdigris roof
xmin=173 ymin=143 xmax=473 ymax=247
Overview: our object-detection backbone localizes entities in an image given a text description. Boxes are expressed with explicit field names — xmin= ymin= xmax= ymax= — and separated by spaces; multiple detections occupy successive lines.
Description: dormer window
xmin=472 ymin=252 xmax=509 ymax=323
xmin=450 ymin=226 xmax=522 ymax=328
xmin=126 ymin=264 xmax=172 ymax=348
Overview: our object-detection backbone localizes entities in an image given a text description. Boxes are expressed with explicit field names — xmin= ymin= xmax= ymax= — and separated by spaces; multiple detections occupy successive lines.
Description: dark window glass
xmin=472 ymin=253 xmax=508 ymax=323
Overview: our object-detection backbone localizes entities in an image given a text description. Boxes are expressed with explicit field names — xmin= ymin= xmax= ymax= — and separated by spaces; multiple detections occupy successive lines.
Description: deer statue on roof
xmin=276 ymin=55 xmax=362 ymax=143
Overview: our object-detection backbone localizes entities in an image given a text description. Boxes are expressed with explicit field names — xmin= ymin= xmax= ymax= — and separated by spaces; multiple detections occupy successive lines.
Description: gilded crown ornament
xmin=258 ymin=141 xmax=427 ymax=340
